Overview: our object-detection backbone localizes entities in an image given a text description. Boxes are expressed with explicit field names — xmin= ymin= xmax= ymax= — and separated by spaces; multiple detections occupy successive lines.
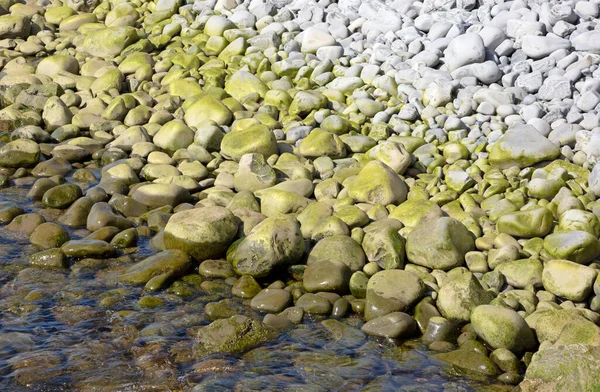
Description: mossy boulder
xmin=542 ymin=259 xmax=597 ymax=301
xmin=489 ymin=125 xmax=560 ymax=169
xmin=79 ymin=26 xmax=138 ymax=59
xmin=195 ymin=315 xmax=277 ymax=356
xmin=228 ymin=215 xmax=304 ymax=277
xmin=164 ymin=206 xmax=239 ymax=261
xmin=298 ymin=129 xmax=346 ymax=159
xmin=496 ymin=207 xmax=554 ymax=238
xmin=221 ymin=124 xmax=278 ymax=161
xmin=389 ymin=199 xmax=444 ymax=227
xmin=30 ymin=223 xmax=70 ymax=250
xmin=224 ymin=70 xmax=268 ymax=102
xmin=543 ymin=231 xmax=600 ymax=265
xmin=406 ymin=217 xmax=475 ymax=271
xmin=307 ymin=235 xmax=366 ymax=272
xmin=437 ymin=271 xmax=495 ymax=323
xmin=233 ymin=153 xmax=277 ymax=192
xmin=471 ymin=305 xmax=536 ymax=354
xmin=153 ymin=120 xmax=195 ymax=153
xmin=258 ymin=189 xmax=311 ymax=217
xmin=362 ymin=219 xmax=406 ymax=270
xmin=435 ymin=350 xmax=500 ymax=379
xmin=0 ymin=139 xmax=40 ymax=168
xmin=289 ymin=90 xmax=328 ymax=117
xmin=41 ymin=184 xmax=82 ymax=209
xmin=184 ymin=95 xmax=233 ymax=127
xmin=521 ymin=344 xmax=600 ymax=392
xmin=347 ymin=161 xmax=408 ymax=206
xmin=365 ymin=269 xmax=425 ymax=321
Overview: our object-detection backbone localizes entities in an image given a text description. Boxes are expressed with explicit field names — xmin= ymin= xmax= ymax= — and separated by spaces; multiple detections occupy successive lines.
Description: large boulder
xmin=542 ymin=259 xmax=597 ymax=302
xmin=228 ymin=215 xmax=304 ymax=277
xmin=437 ymin=272 xmax=495 ymax=323
xmin=224 ymin=70 xmax=269 ymax=102
xmin=543 ymin=231 xmax=600 ymax=265
xmin=221 ymin=124 xmax=278 ymax=161
xmin=489 ymin=125 xmax=560 ymax=169
xmin=119 ymin=249 xmax=192 ymax=287
xmin=496 ymin=207 xmax=554 ymax=238
xmin=364 ymin=269 xmax=424 ymax=321
xmin=521 ymin=344 xmax=600 ymax=392
xmin=195 ymin=315 xmax=277 ymax=356
xmin=184 ymin=95 xmax=233 ymax=127
xmin=163 ymin=207 xmax=239 ymax=261
xmin=78 ymin=27 xmax=138 ymax=59
xmin=347 ymin=161 xmax=408 ymax=205
xmin=406 ymin=217 xmax=475 ymax=271
xmin=0 ymin=139 xmax=40 ymax=168
xmin=471 ymin=305 xmax=536 ymax=354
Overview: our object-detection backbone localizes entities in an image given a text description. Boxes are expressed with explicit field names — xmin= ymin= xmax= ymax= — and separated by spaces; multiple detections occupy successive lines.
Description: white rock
xmin=451 ymin=61 xmax=502 ymax=84
xmin=521 ymin=35 xmax=571 ymax=59
xmin=577 ymin=91 xmax=600 ymax=112
xmin=572 ymin=31 xmax=600 ymax=54
xmin=478 ymin=25 xmax=506 ymax=51
xmin=301 ymin=26 xmax=336 ymax=53
xmin=443 ymin=33 xmax=486 ymax=72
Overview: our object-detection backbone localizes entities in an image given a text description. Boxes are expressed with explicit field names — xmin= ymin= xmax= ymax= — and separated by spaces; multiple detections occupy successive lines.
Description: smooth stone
xmin=471 ymin=305 xmax=536 ymax=354
xmin=228 ymin=215 xmax=303 ymax=277
xmin=365 ymin=269 xmax=425 ymax=321
xmin=437 ymin=272 xmax=495 ymax=323
xmin=86 ymin=202 xmax=133 ymax=232
xmin=542 ymin=259 xmax=597 ymax=302
xmin=406 ymin=217 xmax=475 ymax=271
xmin=361 ymin=312 xmax=417 ymax=339
xmin=303 ymin=259 xmax=352 ymax=294
xmin=164 ymin=206 xmax=239 ymax=261
xmin=120 ymin=249 xmax=192 ymax=286
xmin=250 ymin=288 xmax=292 ymax=313
xmin=61 ymin=239 xmax=116 ymax=258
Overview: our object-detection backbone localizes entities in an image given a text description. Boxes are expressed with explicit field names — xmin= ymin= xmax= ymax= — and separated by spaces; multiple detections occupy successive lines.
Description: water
xmin=0 ymin=183 xmax=512 ymax=391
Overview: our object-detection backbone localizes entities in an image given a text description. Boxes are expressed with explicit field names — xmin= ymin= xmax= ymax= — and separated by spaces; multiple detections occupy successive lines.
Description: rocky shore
xmin=2 ymin=0 xmax=600 ymax=389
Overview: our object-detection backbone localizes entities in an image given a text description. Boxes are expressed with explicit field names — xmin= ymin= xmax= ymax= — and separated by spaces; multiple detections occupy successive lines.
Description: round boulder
xmin=164 ymin=206 xmax=240 ymax=261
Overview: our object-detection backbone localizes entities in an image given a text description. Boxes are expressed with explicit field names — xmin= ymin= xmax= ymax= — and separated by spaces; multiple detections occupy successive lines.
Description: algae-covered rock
xmin=362 ymin=219 xmax=406 ymax=270
xmin=389 ymin=199 xmax=443 ymax=227
xmin=521 ymin=344 xmax=600 ymax=392
xmin=496 ymin=208 xmax=554 ymax=238
xmin=471 ymin=305 xmax=536 ymax=354
xmin=307 ymin=235 xmax=366 ymax=272
xmin=224 ymin=70 xmax=269 ymax=102
xmin=164 ymin=206 xmax=239 ymax=261
xmin=120 ymin=249 xmax=192 ymax=287
xmin=195 ymin=315 xmax=276 ymax=356
xmin=221 ymin=124 xmax=278 ymax=161
xmin=184 ymin=95 xmax=233 ymax=127
xmin=435 ymin=349 xmax=500 ymax=378
xmin=489 ymin=125 xmax=560 ymax=169
xmin=347 ymin=161 xmax=408 ymax=206
xmin=543 ymin=231 xmax=600 ymax=265
xmin=298 ymin=129 xmax=346 ymax=159
xmin=0 ymin=139 xmax=40 ymax=168
xmin=79 ymin=27 xmax=138 ymax=59
xmin=542 ymin=259 xmax=597 ymax=301
xmin=365 ymin=269 xmax=425 ymax=321
xmin=406 ymin=217 xmax=475 ymax=271
xmin=437 ymin=272 xmax=495 ymax=323
xmin=228 ymin=215 xmax=304 ymax=277
xmin=41 ymin=184 xmax=82 ymax=209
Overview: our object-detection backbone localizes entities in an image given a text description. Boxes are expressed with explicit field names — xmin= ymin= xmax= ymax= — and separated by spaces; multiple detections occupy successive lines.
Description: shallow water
xmin=0 ymin=181 xmax=512 ymax=391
